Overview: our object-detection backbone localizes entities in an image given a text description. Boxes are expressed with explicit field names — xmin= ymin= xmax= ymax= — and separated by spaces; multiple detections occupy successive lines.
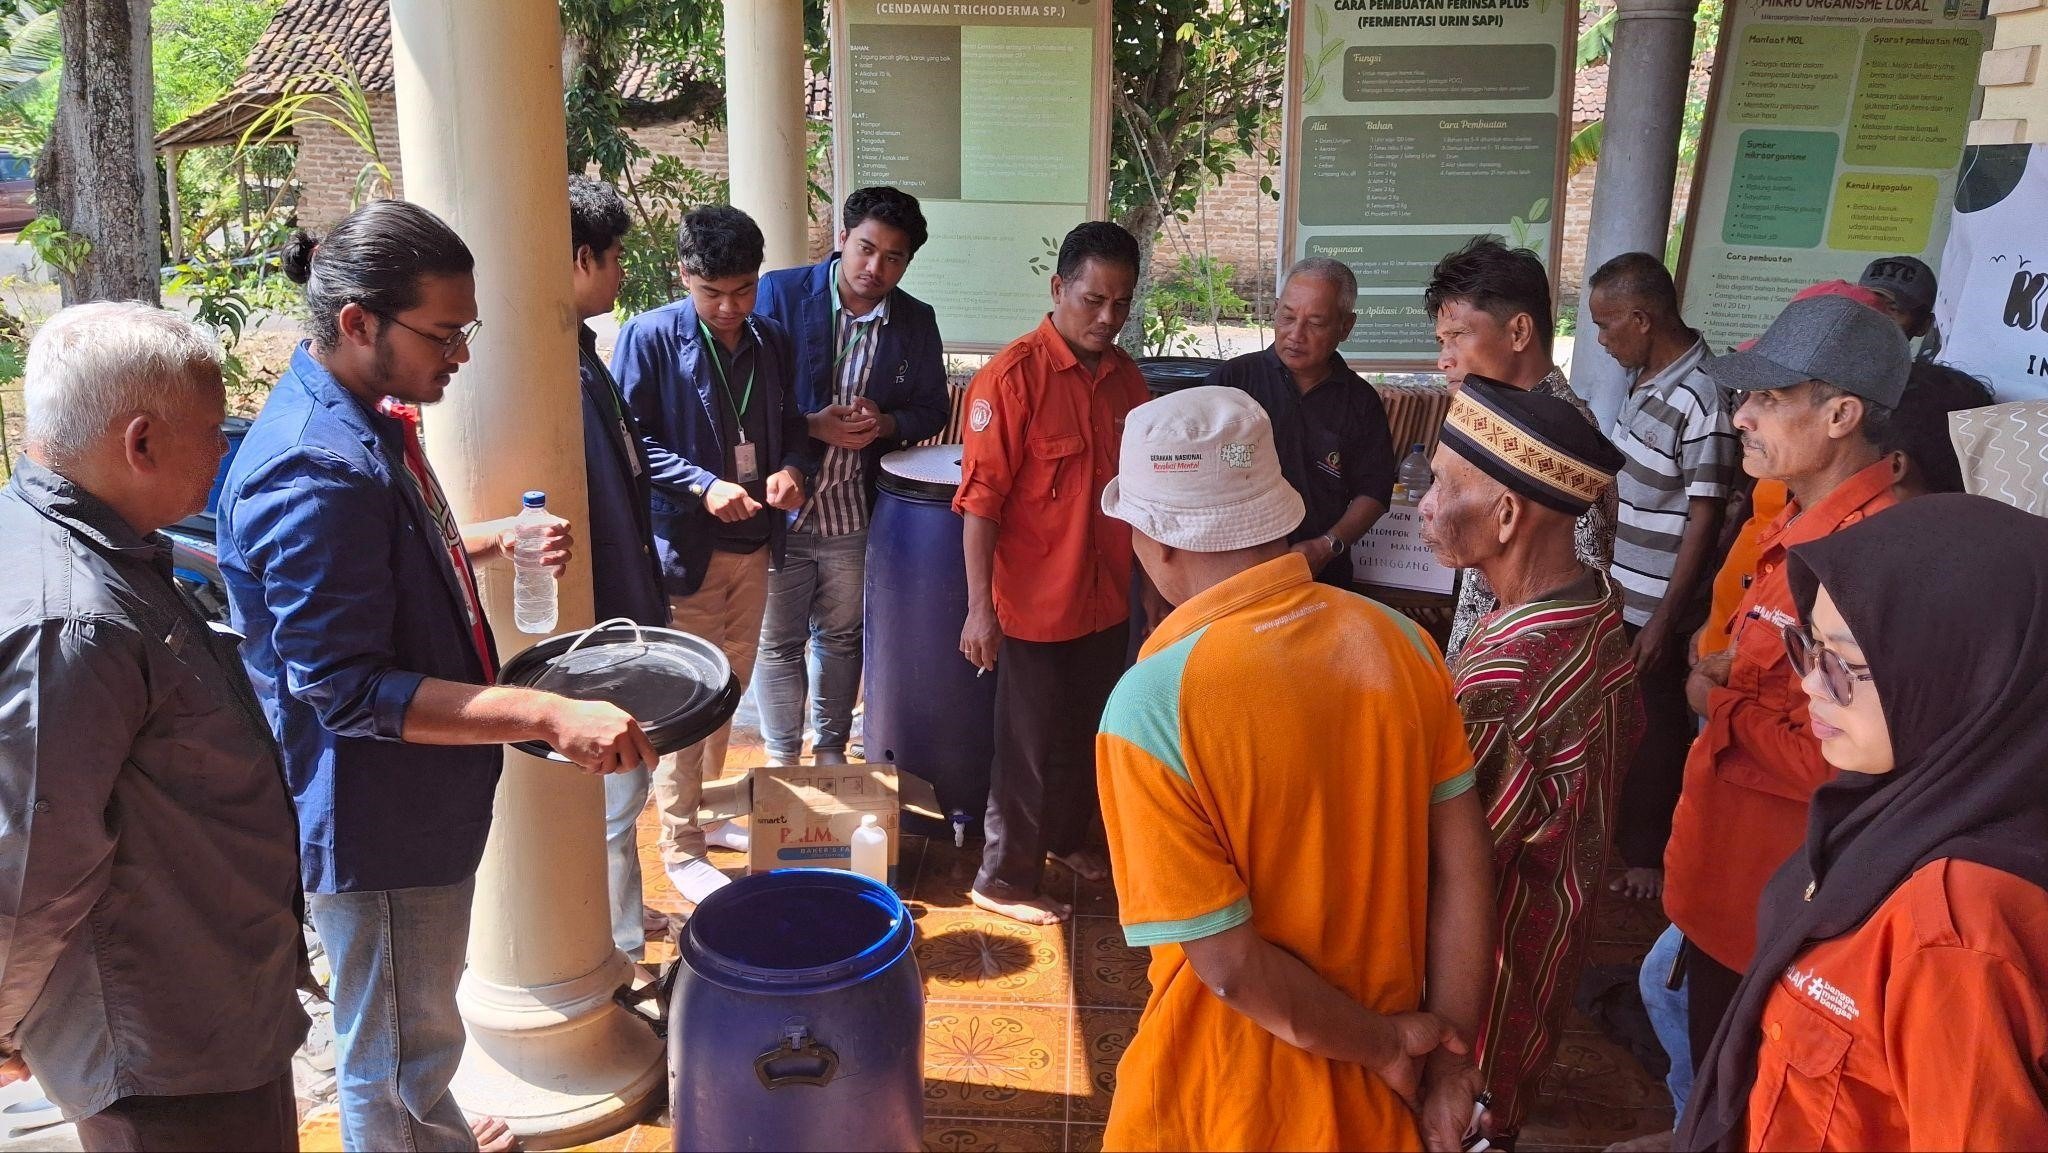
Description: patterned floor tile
xmin=912 ymin=838 xmax=995 ymax=910
xmin=1069 ymin=1008 xmax=1140 ymax=1124
xmin=1544 ymin=1033 xmax=1670 ymax=1109
xmin=1067 ymin=1122 xmax=1105 ymax=1152
xmin=922 ymin=1118 xmax=1067 ymax=1152
xmin=1519 ymin=1095 xmax=1675 ymax=1148
xmin=923 ymin=1004 xmax=1073 ymax=1122
xmin=918 ymin=909 xmax=1073 ymax=1005
xmin=1591 ymin=887 xmax=1669 ymax=947
xmin=1069 ymin=917 xmax=1150 ymax=1009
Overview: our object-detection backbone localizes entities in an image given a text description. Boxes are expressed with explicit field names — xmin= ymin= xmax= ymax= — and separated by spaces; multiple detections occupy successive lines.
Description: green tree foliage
xmin=1111 ymin=0 xmax=1288 ymax=346
xmin=152 ymin=0 xmax=280 ymax=129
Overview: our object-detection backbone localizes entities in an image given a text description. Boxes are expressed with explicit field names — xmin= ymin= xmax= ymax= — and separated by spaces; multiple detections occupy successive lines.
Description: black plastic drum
xmin=1136 ymin=355 xmax=1224 ymax=398
xmin=497 ymin=621 xmax=742 ymax=760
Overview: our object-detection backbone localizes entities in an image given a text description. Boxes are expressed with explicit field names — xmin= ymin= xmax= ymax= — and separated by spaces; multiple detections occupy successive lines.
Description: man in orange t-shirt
xmin=954 ymin=222 xmax=1151 ymax=925
xmin=1096 ymin=386 xmax=1495 ymax=1151
xmin=1662 ymin=294 xmax=1911 ymax=1070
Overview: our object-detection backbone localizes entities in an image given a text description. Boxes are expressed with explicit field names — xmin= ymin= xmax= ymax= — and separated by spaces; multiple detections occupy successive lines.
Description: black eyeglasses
xmin=1781 ymin=624 xmax=1875 ymax=707
xmin=375 ymin=311 xmax=482 ymax=358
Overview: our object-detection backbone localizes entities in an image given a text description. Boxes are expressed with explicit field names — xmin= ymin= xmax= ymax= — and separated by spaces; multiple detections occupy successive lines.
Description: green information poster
xmin=834 ymin=1 xmax=1110 ymax=350
xmin=1677 ymin=0 xmax=1986 ymax=352
xmin=1281 ymin=0 xmax=1576 ymax=366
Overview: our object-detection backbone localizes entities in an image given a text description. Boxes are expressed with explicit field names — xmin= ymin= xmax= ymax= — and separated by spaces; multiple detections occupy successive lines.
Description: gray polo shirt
xmin=0 ymin=459 xmax=307 ymax=1118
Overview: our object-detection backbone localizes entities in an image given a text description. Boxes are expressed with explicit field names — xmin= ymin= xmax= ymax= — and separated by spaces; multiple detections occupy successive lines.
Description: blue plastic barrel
xmin=864 ymin=446 xmax=996 ymax=845
xmin=670 ymin=869 xmax=924 ymax=1152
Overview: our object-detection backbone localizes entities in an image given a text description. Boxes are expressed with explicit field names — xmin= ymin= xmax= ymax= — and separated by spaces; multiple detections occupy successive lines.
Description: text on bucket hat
xmin=1099 ymin=385 xmax=1306 ymax=553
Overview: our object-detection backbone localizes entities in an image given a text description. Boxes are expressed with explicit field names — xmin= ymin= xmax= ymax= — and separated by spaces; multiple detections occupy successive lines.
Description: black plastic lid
xmin=497 ymin=623 xmax=742 ymax=759
xmin=1136 ymin=356 xmax=1224 ymax=396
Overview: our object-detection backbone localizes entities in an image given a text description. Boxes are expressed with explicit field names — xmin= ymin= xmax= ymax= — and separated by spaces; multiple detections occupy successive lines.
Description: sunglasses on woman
xmin=1781 ymin=624 xmax=1876 ymax=707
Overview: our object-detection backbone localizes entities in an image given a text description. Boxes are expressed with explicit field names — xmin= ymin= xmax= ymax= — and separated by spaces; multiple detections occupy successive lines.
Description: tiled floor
xmin=302 ymin=729 xmax=1675 ymax=1152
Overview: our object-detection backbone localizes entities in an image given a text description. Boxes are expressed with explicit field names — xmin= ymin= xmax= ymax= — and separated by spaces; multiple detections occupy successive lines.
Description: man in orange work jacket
xmin=954 ymin=222 xmax=1152 ymax=926
xmin=1662 ymin=293 xmax=1911 ymax=1072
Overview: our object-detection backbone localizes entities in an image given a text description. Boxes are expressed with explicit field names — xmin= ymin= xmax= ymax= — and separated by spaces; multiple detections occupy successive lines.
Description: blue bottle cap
xmin=522 ymin=490 xmax=546 ymax=507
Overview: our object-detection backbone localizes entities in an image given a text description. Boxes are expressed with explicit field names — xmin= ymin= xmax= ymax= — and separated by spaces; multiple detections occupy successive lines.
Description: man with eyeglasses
xmin=1660 ymin=294 xmax=1910 ymax=1085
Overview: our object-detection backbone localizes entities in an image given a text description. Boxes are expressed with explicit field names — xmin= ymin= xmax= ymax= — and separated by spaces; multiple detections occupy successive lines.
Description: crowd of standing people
xmin=3 ymin=170 xmax=2045 ymax=1153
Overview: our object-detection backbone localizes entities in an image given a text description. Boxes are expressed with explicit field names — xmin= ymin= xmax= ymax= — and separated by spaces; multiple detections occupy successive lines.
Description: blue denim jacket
xmin=218 ymin=345 xmax=502 ymax=894
xmin=611 ymin=297 xmax=814 ymax=596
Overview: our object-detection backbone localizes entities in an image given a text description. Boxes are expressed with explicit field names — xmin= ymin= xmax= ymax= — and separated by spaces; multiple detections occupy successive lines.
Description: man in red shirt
xmin=954 ymin=222 xmax=1150 ymax=925
xmin=1662 ymin=293 xmax=1911 ymax=1069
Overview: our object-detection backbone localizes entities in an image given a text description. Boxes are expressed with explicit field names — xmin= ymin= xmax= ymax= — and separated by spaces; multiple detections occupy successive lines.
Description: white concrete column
xmin=723 ymin=0 xmax=810 ymax=269
xmin=389 ymin=1 xmax=663 ymax=1144
xmin=1569 ymin=0 xmax=1703 ymax=428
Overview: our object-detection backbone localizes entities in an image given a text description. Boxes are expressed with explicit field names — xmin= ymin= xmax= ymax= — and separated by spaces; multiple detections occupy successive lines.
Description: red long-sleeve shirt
xmin=1664 ymin=460 xmax=1897 ymax=971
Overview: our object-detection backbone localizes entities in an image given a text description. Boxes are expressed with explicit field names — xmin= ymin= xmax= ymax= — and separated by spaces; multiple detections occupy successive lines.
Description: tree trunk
xmin=35 ymin=0 xmax=158 ymax=306
xmin=1116 ymin=199 xmax=1165 ymax=356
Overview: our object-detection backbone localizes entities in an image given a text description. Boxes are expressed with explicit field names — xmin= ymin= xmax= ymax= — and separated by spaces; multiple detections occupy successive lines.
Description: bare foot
xmin=1051 ymin=848 xmax=1111 ymax=884
xmin=470 ymin=1116 xmax=518 ymax=1153
xmin=1609 ymin=867 xmax=1664 ymax=901
xmin=971 ymin=888 xmax=1072 ymax=925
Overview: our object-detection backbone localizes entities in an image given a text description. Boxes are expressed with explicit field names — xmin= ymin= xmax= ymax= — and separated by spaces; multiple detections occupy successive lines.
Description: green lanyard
xmin=830 ymin=259 xmax=877 ymax=378
xmin=698 ymin=320 xmax=756 ymax=438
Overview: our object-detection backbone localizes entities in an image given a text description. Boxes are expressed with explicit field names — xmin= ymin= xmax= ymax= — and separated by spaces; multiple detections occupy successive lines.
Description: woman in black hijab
xmin=1680 ymin=493 xmax=2048 ymax=1151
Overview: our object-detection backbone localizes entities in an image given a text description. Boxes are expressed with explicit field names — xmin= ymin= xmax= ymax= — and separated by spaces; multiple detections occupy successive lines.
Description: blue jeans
xmin=756 ymin=528 xmax=867 ymax=763
xmin=1642 ymin=922 xmax=1694 ymax=1121
xmin=604 ymin=766 xmax=652 ymax=957
xmin=308 ymin=878 xmax=478 ymax=1152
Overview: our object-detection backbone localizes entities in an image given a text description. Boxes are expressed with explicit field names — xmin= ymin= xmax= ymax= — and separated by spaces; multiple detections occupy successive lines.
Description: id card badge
xmin=733 ymin=439 xmax=761 ymax=484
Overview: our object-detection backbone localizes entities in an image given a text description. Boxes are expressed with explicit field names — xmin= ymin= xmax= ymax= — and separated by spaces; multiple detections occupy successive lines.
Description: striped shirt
xmin=795 ymin=282 xmax=889 ymax=536
xmin=1609 ymin=337 xmax=1739 ymax=626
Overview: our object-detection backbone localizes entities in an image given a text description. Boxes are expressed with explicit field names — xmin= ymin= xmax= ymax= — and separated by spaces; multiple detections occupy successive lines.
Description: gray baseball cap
xmin=1860 ymin=255 xmax=1937 ymax=317
xmin=1702 ymin=294 xmax=1912 ymax=408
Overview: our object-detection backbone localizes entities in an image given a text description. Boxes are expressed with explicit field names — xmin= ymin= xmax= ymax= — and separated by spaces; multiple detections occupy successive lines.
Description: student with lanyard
xmin=752 ymin=187 xmax=949 ymax=771
xmin=612 ymin=204 xmax=812 ymax=904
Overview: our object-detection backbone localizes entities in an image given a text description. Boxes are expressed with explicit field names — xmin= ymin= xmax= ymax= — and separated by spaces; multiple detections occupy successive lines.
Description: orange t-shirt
xmin=1095 ymin=555 xmax=1476 ymax=1151
xmin=1697 ymin=481 xmax=1790 ymax=658
xmin=1745 ymin=859 xmax=2048 ymax=1151
xmin=952 ymin=316 xmax=1149 ymax=643
xmin=1665 ymin=463 xmax=1897 ymax=970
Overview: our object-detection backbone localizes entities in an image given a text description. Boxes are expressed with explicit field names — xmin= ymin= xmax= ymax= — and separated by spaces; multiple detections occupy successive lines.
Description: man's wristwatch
xmin=1322 ymin=532 xmax=1345 ymax=556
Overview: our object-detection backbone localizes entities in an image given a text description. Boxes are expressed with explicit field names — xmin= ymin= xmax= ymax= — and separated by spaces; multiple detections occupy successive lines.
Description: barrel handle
xmin=534 ymin=617 xmax=644 ymax=691
xmin=754 ymin=1027 xmax=839 ymax=1090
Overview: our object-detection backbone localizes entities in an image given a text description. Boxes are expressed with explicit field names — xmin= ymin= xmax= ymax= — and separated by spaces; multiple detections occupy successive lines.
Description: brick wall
xmin=293 ymin=92 xmax=404 ymax=233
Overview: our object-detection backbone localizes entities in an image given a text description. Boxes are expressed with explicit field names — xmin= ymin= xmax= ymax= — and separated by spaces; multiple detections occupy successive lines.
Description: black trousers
xmin=1684 ymin=940 xmax=1746 ymax=1071
xmin=76 ymin=1070 xmax=298 ymax=1153
xmin=1615 ymin=619 xmax=1700 ymax=869
xmin=976 ymin=623 xmax=1129 ymax=900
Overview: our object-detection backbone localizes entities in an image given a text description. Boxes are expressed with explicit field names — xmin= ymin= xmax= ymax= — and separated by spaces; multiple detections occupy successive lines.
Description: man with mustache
xmin=1662 ymin=294 xmax=1909 ymax=1076
xmin=1204 ymin=257 xmax=1396 ymax=585
xmin=954 ymin=222 xmax=1150 ymax=925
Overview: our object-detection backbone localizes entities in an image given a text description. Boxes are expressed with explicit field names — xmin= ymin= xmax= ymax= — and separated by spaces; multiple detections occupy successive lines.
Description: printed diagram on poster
xmin=1677 ymin=0 xmax=1986 ymax=353
xmin=833 ymin=0 xmax=1111 ymax=352
xmin=1351 ymin=499 xmax=1457 ymax=594
xmin=1930 ymin=144 xmax=2048 ymax=401
xmin=1280 ymin=0 xmax=1576 ymax=368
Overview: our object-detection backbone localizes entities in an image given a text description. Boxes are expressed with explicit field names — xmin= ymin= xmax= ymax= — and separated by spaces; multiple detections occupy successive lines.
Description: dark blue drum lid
xmin=683 ymin=869 xmax=914 ymax=991
xmin=497 ymin=624 xmax=741 ymax=759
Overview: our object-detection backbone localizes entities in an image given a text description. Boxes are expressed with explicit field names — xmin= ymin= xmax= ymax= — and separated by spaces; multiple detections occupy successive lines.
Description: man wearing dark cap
xmin=1859 ymin=255 xmax=1937 ymax=343
xmin=1662 ymin=293 xmax=1909 ymax=1071
xmin=1418 ymin=380 xmax=1642 ymax=1146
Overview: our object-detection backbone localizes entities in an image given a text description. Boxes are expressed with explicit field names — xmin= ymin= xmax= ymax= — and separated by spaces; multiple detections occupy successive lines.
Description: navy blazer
xmin=217 ymin=344 xmax=501 ymax=894
xmin=579 ymin=325 xmax=667 ymax=626
xmin=753 ymin=257 xmax=951 ymax=508
xmin=611 ymin=297 xmax=813 ymax=596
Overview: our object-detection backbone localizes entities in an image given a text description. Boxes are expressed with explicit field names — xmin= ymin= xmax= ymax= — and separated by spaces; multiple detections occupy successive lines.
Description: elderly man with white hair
xmin=0 ymin=303 xmax=309 ymax=1151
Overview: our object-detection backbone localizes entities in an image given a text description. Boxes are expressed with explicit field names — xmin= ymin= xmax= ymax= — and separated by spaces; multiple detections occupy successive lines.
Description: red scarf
xmin=377 ymin=398 xmax=496 ymax=680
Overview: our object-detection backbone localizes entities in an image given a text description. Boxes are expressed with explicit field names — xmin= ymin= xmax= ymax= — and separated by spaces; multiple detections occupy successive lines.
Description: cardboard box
xmin=749 ymin=761 xmax=902 ymax=887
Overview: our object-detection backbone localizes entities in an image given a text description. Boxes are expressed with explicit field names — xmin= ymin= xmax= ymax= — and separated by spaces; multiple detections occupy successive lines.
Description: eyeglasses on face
xmin=375 ymin=311 xmax=482 ymax=358
xmin=1781 ymin=623 xmax=1876 ymax=708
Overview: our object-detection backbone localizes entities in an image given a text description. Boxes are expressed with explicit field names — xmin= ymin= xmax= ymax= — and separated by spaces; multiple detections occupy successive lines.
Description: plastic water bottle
xmin=512 ymin=490 xmax=558 ymax=635
xmin=850 ymin=813 xmax=889 ymax=883
xmin=1397 ymin=443 xmax=1433 ymax=501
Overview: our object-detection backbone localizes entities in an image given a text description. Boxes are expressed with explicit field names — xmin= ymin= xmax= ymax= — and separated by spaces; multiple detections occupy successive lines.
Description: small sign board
xmin=1350 ymin=497 xmax=1456 ymax=594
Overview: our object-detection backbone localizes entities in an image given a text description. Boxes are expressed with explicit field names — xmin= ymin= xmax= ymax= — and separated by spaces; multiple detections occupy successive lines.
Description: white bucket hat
xmin=1100 ymin=385 xmax=1305 ymax=553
